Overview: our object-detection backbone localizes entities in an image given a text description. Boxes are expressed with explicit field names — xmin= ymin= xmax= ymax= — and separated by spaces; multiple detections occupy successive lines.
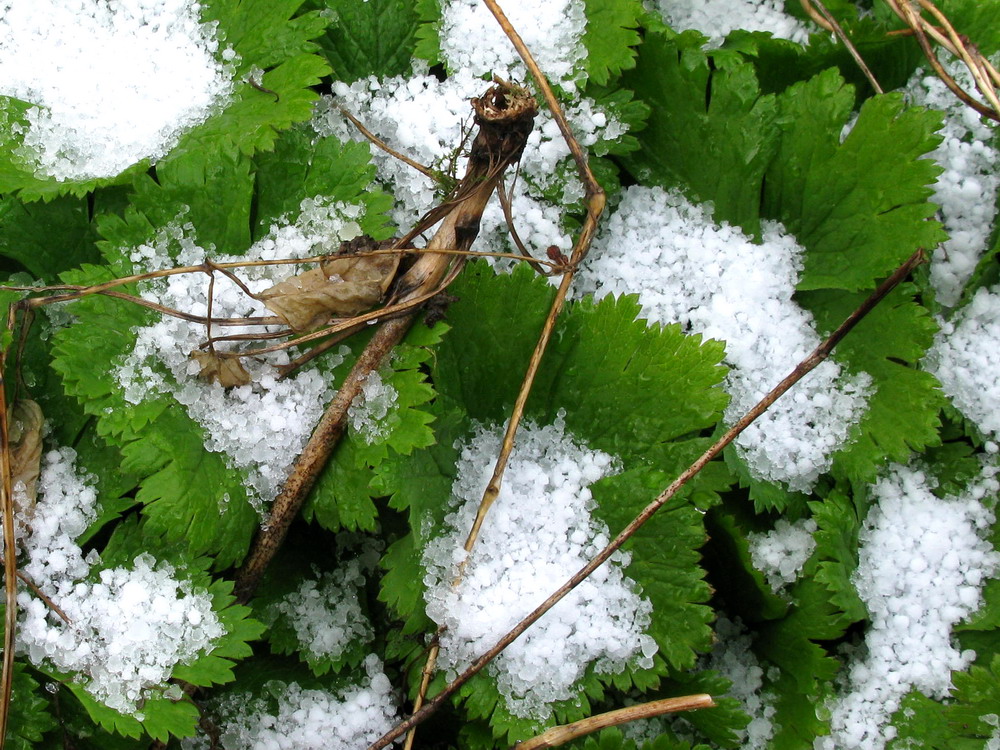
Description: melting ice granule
xmin=0 ymin=0 xmax=233 ymax=181
xmin=421 ymin=418 xmax=655 ymax=720
xmin=652 ymin=0 xmax=812 ymax=45
xmin=17 ymin=447 xmax=224 ymax=714
xmin=348 ymin=371 xmax=399 ymax=445
xmin=747 ymin=518 xmax=818 ymax=593
xmin=576 ymin=186 xmax=870 ymax=491
xmin=926 ymin=286 xmax=1000 ymax=438
xmin=820 ymin=462 xmax=1000 ymax=750
xmin=194 ymin=654 xmax=398 ymax=750
xmin=270 ymin=559 xmax=373 ymax=662
xmin=116 ymin=198 xmax=365 ymax=510
xmin=904 ymin=58 xmax=1000 ymax=308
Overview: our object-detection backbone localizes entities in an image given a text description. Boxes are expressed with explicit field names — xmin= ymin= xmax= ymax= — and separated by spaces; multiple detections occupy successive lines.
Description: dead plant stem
xmin=514 ymin=694 xmax=716 ymax=750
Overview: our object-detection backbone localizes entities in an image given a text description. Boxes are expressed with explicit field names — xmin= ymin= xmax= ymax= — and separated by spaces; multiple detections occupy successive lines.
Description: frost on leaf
xmin=422 ymin=418 xmax=656 ymax=720
xmin=17 ymin=447 xmax=225 ymax=715
xmin=260 ymin=249 xmax=399 ymax=331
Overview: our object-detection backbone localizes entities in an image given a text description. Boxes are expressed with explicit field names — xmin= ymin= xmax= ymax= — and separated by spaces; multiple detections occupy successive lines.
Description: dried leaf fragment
xmin=260 ymin=251 xmax=400 ymax=332
xmin=9 ymin=399 xmax=43 ymax=511
xmin=191 ymin=350 xmax=252 ymax=388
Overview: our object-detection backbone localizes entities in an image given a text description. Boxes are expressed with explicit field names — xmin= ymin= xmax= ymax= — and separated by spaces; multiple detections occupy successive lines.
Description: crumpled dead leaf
xmin=9 ymin=399 xmax=43 ymax=511
xmin=260 ymin=248 xmax=399 ymax=332
xmin=191 ymin=350 xmax=252 ymax=388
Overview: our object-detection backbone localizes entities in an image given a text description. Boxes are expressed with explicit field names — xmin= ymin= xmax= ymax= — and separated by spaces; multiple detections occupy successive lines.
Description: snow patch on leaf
xmin=268 ymin=559 xmax=374 ymax=664
xmin=576 ymin=185 xmax=870 ymax=491
xmin=821 ymin=461 xmax=1000 ymax=750
xmin=748 ymin=517 xmax=818 ymax=593
xmin=116 ymin=198 xmax=364 ymax=511
xmin=708 ymin=617 xmax=777 ymax=749
xmin=17 ymin=447 xmax=224 ymax=714
xmin=652 ymin=0 xmax=812 ymax=45
xmin=903 ymin=59 xmax=1000 ymax=308
xmin=422 ymin=417 xmax=655 ymax=720
xmin=927 ymin=286 xmax=1000 ymax=438
xmin=194 ymin=654 xmax=398 ymax=750
xmin=0 ymin=0 xmax=233 ymax=181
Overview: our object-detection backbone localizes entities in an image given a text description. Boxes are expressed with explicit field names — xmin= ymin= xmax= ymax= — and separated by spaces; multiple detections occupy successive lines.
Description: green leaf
xmin=802 ymin=284 xmax=945 ymax=483
xmin=621 ymin=30 xmax=779 ymax=235
xmin=413 ymin=0 xmax=444 ymax=66
xmin=0 ymin=194 xmax=100 ymax=279
xmin=122 ymin=407 xmax=260 ymax=568
xmin=304 ymin=320 xmax=444 ymax=532
xmin=809 ymin=488 xmax=867 ymax=626
xmin=312 ymin=0 xmax=420 ymax=81
xmin=252 ymin=123 xmax=394 ymax=240
xmin=6 ymin=664 xmax=57 ymax=750
xmin=581 ymin=0 xmax=643 ymax=86
xmin=763 ymin=70 xmax=946 ymax=291
xmin=434 ymin=263 xmax=729 ymax=467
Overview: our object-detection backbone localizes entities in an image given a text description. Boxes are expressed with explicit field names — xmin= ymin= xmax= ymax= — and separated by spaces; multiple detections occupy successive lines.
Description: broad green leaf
xmin=621 ymin=30 xmax=779 ymax=235
xmin=252 ymin=124 xmax=394 ymax=240
xmin=312 ymin=0 xmax=420 ymax=82
xmin=581 ymin=0 xmax=643 ymax=86
xmin=6 ymin=663 xmax=57 ymax=750
xmin=764 ymin=70 xmax=946 ymax=291
xmin=0 ymin=194 xmax=100 ymax=278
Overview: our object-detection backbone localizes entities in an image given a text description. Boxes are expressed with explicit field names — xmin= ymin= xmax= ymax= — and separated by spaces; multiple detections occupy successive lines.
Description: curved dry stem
xmin=0 ymin=303 xmax=19 ymax=750
xmin=802 ymin=0 xmax=884 ymax=93
xmin=884 ymin=0 xmax=1000 ymax=121
xmin=369 ymin=250 xmax=927 ymax=750
xmin=515 ymin=694 xmax=716 ymax=750
xmin=404 ymin=3 xmax=607 ymax=746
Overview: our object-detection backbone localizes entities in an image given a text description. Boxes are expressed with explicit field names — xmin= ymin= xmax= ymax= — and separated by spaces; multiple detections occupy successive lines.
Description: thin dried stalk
xmin=515 ymin=694 xmax=716 ymax=750
xmin=800 ymin=0 xmax=884 ymax=93
xmin=403 ymin=5 xmax=608 ymax=745
xmin=884 ymin=0 xmax=1000 ymax=121
xmin=0 ymin=303 xmax=20 ymax=748
xmin=369 ymin=249 xmax=927 ymax=750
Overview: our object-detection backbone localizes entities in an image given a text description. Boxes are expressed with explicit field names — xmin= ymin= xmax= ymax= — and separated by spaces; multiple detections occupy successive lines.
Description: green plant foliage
xmin=310 ymin=0 xmax=421 ymax=81
xmin=3 ymin=2 xmax=1000 ymax=748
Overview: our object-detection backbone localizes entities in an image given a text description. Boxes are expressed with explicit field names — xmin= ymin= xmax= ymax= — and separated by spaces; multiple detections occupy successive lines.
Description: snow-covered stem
xmin=368 ymin=249 xmax=927 ymax=750
xmin=515 ymin=694 xmax=716 ymax=750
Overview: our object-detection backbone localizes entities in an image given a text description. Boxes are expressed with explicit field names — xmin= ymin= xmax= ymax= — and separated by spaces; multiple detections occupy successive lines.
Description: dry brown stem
xmin=403 ymin=6 xmax=607 ymax=746
xmin=368 ymin=249 xmax=927 ymax=750
xmin=232 ymin=79 xmax=539 ymax=603
xmin=0 ymin=303 xmax=20 ymax=747
xmin=514 ymin=694 xmax=716 ymax=750
xmin=800 ymin=0 xmax=884 ymax=93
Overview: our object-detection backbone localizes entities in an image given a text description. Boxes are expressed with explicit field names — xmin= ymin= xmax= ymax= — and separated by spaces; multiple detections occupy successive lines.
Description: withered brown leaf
xmin=191 ymin=350 xmax=253 ymax=388
xmin=260 ymin=252 xmax=400 ymax=332
xmin=9 ymin=399 xmax=43 ymax=511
